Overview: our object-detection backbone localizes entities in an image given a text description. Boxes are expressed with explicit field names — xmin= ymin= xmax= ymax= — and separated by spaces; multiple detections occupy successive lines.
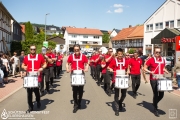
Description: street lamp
xmin=45 ymin=13 xmax=50 ymax=41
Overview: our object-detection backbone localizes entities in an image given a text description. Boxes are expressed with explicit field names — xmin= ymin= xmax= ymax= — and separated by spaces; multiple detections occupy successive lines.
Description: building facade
xmin=12 ymin=21 xmax=22 ymax=41
xmin=46 ymin=25 xmax=63 ymax=36
xmin=112 ymin=25 xmax=144 ymax=53
xmin=64 ymin=27 xmax=103 ymax=52
xmin=143 ymin=0 xmax=180 ymax=56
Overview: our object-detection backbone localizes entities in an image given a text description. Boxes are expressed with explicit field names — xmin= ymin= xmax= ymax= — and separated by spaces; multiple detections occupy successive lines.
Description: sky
xmin=1 ymin=0 xmax=166 ymax=30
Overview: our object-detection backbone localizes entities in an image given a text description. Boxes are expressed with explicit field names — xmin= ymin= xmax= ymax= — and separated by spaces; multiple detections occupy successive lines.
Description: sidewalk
xmin=141 ymin=73 xmax=180 ymax=97
xmin=0 ymin=75 xmax=23 ymax=102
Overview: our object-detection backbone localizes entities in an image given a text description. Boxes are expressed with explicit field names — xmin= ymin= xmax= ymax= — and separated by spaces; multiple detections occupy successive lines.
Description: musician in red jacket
xmin=22 ymin=45 xmax=47 ymax=113
xmin=108 ymin=48 xmax=128 ymax=116
xmin=66 ymin=44 xmax=88 ymax=113
xmin=144 ymin=47 xmax=169 ymax=117
xmin=56 ymin=52 xmax=63 ymax=78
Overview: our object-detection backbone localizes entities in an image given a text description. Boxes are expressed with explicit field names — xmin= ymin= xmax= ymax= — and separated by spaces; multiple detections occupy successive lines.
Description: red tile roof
xmin=21 ymin=25 xmax=25 ymax=33
xmin=66 ymin=27 xmax=103 ymax=36
xmin=112 ymin=25 xmax=144 ymax=41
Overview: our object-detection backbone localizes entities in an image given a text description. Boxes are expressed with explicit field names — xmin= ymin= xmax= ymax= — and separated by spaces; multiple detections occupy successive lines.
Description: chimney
xmin=129 ymin=25 xmax=132 ymax=28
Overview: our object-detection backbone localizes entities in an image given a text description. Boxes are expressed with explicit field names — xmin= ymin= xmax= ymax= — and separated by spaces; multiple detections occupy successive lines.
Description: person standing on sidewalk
xmin=144 ymin=47 xmax=169 ymax=117
xmin=10 ymin=52 xmax=19 ymax=78
xmin=19 ymin=51 xmax=25 ymax=79
xmin=22 ymin=45 xmax=47 ymax=113
xmin=66 ymin=44 xmax=88 ymax=113
xmin=108 ymin=48 xmax=128 ymax=116
xmin=127 ymin=51 xmax=143 ymax=99
xmin=173 ymin=56 xmax=180 ymax=90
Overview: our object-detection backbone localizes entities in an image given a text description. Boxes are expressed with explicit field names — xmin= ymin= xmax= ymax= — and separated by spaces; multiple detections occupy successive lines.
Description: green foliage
xmin=128 ymin=48 xmax=136 ymax=54
xmin=59 ymin=34 xmax=64 ymax=38
xmin=25 ymin=21 xmax=34 ymax=40
xmin=11 ymin=41 xmax=22 ymax=55
xmin=102 ymin=32 xmax=110 ymax=43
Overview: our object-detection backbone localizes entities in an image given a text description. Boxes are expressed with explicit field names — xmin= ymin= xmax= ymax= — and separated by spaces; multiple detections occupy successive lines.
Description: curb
xmin=0 ymin=85 xmax=23 ymax=103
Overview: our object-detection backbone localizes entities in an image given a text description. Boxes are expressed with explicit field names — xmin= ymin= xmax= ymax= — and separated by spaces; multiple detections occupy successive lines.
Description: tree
xmin=102 ymin=33 xmax=110 ymax=43
xmin=25 ymin=21 xmax=34 ymax=40
xmin=128 ymin=48 xmax=136 ymax=54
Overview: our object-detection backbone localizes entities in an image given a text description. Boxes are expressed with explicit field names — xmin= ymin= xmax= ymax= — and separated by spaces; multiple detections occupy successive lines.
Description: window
xmin=146 ymin=24 xmax=153 ymax=31
xmin=165 ymin=21 xmax=174 ymax=28
xmin=146 ymin=25 xmax=149 ymax=31
xmin=50 ymin=28 xmax=56 ymax=30
xmin=177 ymin=19 xmax=180 ymax=27
xmin=93 ymin=42 xmax=98 ymax=44
xmin=93 ymin=36 xmax=99 ymax=39
xmin=150 ymin=24 xmax=153 ymax=30
xmin=72 ymin=35 xmax=77 ymax=38
xmin=170 ymin=21 xmax=174 ymax=28
xmin=71 ymin=41 xmax=76 ymax=44
xmin=155 ymin=22 xmax=163 ymax=30
xmin=83 ymin=35 xmax=88 ymax=38
xmin=82 ymin=41 xmax=88 ymax=44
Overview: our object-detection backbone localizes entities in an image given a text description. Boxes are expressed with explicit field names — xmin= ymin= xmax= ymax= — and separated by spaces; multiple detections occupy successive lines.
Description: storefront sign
xmin=161 ymin=37 xmax=175 ymax=43
xmin=175 ymin=36 xmax=180 ymax=51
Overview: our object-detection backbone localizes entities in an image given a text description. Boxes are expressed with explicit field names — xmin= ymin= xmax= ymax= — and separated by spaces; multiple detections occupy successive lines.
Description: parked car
xmin=163 ymin=56 xmax=174 ymax=71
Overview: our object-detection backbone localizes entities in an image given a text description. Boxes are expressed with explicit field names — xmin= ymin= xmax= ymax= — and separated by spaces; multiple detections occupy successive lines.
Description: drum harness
xmin=71 ymin=54 xmax=84 ymax=85
xmin=115 ymin=58 xmax=127 ymax=87
xmin=153 ymin=57 xmax=168 ymax=90
xmin=24 ymin=54 xmax=39 ymax=88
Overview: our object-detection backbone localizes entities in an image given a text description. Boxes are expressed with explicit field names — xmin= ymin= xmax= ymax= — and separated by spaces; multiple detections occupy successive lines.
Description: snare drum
xmin=23 ymin=76 xmax=38 ymax=88
xmin=115 ymin=75 xmax=129 ymax=89
xmin=71 ymin=73 xmax=85 ymax=86
xmin=157 ymin=78 xmax=173 ymax=91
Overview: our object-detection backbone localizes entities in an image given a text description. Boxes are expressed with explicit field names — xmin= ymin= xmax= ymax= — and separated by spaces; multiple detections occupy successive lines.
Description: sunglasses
xmin=109 ymin=51 xmax=113 ymax=52
xmin=74 ymin=49 xmax=80 ymax=52
xmin=155 ymin=51 xmax=161 ymax=54
xmin=30 ymin=48 xmax=36 ymax=51
xmin=126 ymin=55 xmax=129 ymax=56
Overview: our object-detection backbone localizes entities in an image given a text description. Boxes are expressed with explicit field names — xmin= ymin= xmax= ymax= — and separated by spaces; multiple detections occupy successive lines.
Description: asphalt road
xmin=0 ymin=57 xmax=180 ymax=120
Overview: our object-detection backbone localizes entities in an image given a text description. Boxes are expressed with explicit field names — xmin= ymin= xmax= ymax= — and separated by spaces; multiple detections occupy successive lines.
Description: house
xmin=46 ymin=25 xmax=63 ymax=36
xmin=20 ymin=24 xmax=25 ymax=40
xmin=143 ymin=0 xmax=180 ymax=56
xmin=109 ymin=28 xmax=121 ymax=48
xmin=64 ymin=27 xmax=103 ymax=52
xmin=111 ymin=25 xmax=144 ymax=53
xmin=12 ymin=21 xmax=22 ymax=41
xmin=47 ymin=36 xmax=65 ymax=53
xmin=0 ymin=1 xmax=20 ymax=53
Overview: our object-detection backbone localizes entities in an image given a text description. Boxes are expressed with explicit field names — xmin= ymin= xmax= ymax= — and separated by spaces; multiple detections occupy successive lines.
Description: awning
xmin=151 ymin=28 xmax=180 ymax=44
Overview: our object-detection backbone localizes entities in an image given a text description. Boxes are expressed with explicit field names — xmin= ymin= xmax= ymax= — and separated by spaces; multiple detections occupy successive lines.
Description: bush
xmin=128 ymin=48 xmax=136 ymax=54
xmin=11 ymin=41 xmax=22 ymax=55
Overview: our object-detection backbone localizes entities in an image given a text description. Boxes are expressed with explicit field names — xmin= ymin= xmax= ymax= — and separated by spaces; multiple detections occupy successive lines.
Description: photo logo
xmin=1 ymin=109 xmax=8 ymax=119
xmin=169 ymin=109 xmax=177 ymax=119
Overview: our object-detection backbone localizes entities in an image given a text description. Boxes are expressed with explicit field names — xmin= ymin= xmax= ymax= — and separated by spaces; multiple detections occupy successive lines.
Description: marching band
xmin=21 ymin=44 xmax=172 ymax=117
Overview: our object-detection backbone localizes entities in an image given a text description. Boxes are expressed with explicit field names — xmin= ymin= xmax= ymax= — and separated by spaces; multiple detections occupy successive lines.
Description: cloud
xmin=113 ymin=4 xmax=123 ymax=8
xmin=114 ymin=8 xmax=123 ymax=13
xmin=106 ymin=10 xmax=112 ymax=13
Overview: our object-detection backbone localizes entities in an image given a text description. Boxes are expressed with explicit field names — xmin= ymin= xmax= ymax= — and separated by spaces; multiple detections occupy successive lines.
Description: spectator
xmin=10 ymin=52 xmax=19 ymax=78
xmin=173 ymin=56 xmax=180 ymax=90
xmin=19 ymin=51 xmax=25 ymax=78
xmin=1 ymin=53 xmax=9 ymax=83
xmin=0 ymin=52 xmax=5 ymax=86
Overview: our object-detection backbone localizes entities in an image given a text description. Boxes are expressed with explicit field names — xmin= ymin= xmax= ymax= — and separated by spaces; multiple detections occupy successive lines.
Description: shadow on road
xmin=127 ymin=91 xmax=146 ymax=98
xmin=34 ymin=99 xmax=54 ymax=111
xmin=49 ymin=89 xmax=60 ymax=94
xmin=106 ymin=102 xmax=126 ymax=112
xmin=137 ymin=101 xmax=166 ymax=115
xmin=53 ymin=84 xmax=60 ymax=88
xmin=70 ymin=99 xmax=90 ymax=109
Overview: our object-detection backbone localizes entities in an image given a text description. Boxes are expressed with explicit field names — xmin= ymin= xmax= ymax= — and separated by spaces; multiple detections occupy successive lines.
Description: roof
xmin=112 ymin=25 xmax=144 ymax=41
xmin=20 ymin=25 xmax=25 ymax=33
xmin=47 ymin=36 xmax=65 ymax=44
xmin=0 ymin=1 xmax=15 ymax=20
xmin=108 ymin=31 xmax=112 ymax=34
xmin=46 ymin=25 xmax=61 ymax=31
xmin=115 ymin=29 xmax=120 ymax=34
xmin=151 ymin=28 xmax=180 ymax=44
xmin=66 ymin=27 xmax=103 ymax=35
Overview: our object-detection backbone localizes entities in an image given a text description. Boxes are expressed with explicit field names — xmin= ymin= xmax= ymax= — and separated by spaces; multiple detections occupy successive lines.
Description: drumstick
xmin=153 ymin=64 xmax=159 ymax=74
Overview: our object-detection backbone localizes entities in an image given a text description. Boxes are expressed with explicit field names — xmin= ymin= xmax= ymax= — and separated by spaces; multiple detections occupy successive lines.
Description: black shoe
xmin=40 ymin=91 xmax=44 ymax=97
xmin=50 ymin=84 xmax=53 ymax=88
xmin=26 ymin=108 xmax=33 ymax=113
xmin=46 ymin=90 xmax=50 ymax=94
xmin=119 ymin=103 xmax=123 ymax=111
xmin=107 ymin=92 xmax=111 ymax=97
xmin=73 ymin=107 xmax=78 ymax=113
xmin=115 ymin=111 xmax=119 ymax=116
xmin=97 ymin=82 xmax=100 ymax=86
xmin=37 ymin=102 xmax=41 ymax=109
xmin=78 ymin=105 xmax=81 ymax=109
xmin=154 ymin=109 xmax=159 ymax=117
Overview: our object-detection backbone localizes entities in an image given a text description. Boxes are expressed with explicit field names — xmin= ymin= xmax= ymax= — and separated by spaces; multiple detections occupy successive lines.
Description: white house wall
xmin=110 ymin=30 xmax=117 ymax=38
xmin=143 ymin=0 xmax=180 ymax=55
